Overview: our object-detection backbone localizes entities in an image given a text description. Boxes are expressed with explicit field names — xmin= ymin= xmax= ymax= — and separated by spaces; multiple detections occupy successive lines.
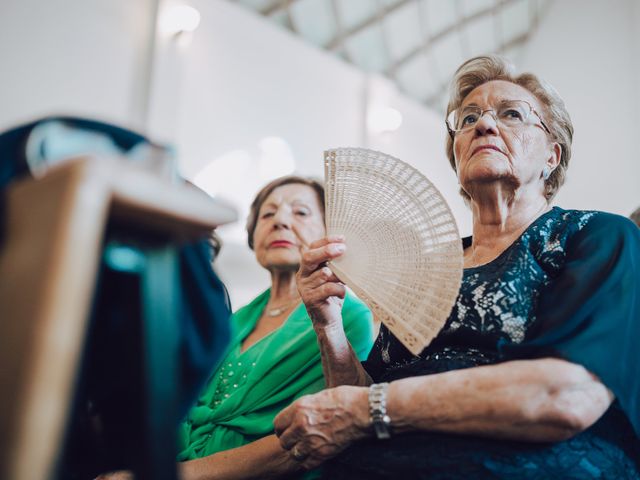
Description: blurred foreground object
xmin=0 ymin=118 xmax=237 ymax=480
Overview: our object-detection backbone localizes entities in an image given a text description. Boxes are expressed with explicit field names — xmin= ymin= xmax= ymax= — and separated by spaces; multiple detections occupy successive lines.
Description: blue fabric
xmin=0 ymin=116 xmax=149 ymax=190
xmin=502 ymin=211 xmax=640 ymax=436
xmin=0 ymin=122 xmax=33 ymax=189
xmin=0 ymin=117 xmax=230 ymax=416
xmin=0 ymin=117 xmax=232 ymax=478
xmin=347 ymin=207 xmax=640 ymax=478
xmin=178 ymin=240 xmax=232 ymax=417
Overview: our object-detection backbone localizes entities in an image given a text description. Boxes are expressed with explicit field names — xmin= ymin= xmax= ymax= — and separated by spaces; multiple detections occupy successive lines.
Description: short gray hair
xmin=445 ymin=55 xmax=573 ymax=202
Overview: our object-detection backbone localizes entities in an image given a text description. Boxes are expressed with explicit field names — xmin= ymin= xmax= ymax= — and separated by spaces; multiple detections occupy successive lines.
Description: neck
xmin=268 ymin=270 xmax=299 ymax=305
xmin=469 ymin=185 xmax=548 ymax=241
xmin=465 ymin=186 xmax=549 ymax=268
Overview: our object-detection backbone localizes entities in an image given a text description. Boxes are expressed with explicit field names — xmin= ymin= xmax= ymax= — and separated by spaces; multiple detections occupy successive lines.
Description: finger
xmin=278 ymin=429 xmax=300 ymax=450
xmin=290 ymin=226 xmax=344 ymax=251
xmin=277 ymin=424 xmax=303 ymax=450
xmin=308 ymin=235 xmax=345 ymax=250
xmin=305 ymin=282 xmax=346 ymax=303
xmin=299 ymin=244 xmax=346 ymax=276
xmin=303 ymin=266 xmax=341 ymax=289
xmin=274 ymin=406 xmax=294 ymax=438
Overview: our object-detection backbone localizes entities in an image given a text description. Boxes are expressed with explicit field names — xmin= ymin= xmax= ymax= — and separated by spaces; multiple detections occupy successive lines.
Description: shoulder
xmin=523 ymin=208 xmax=638 ymax=275
xmin=544 ymin=207 xmax=598 ymax=232
xmin=557 ymin=208 xmax=639 ymax=245
xmin=543 ymin=209 xmax=640 ymax=276
xmin=538 ymin=207 xmax=639 ymax=244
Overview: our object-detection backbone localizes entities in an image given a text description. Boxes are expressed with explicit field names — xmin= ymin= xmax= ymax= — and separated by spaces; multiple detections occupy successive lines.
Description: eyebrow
xmin=462 ymin=98 xmax=512 ymax=108
xmin=260 ymin=199 xmax=312 ymax=210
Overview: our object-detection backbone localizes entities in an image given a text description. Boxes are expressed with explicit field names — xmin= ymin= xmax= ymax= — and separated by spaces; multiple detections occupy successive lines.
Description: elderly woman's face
xmin=253 ymin=183 xmax=325 ymax=272
xmin=453 ymin=80 xmax=558 ymax=199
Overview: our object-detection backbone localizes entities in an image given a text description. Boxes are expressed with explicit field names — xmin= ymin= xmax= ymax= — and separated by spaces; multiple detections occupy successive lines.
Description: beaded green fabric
xmin=176 ymin=289 xmax=374 ymax=460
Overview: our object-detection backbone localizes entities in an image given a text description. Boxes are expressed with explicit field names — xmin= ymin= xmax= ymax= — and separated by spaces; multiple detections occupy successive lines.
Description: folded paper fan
xmin=324 ymin=148 xmax=463 ymax=355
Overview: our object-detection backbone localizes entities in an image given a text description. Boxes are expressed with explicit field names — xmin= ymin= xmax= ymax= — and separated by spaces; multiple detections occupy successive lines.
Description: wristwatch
xmin=368 ymin=382 xmax=391 ymax=439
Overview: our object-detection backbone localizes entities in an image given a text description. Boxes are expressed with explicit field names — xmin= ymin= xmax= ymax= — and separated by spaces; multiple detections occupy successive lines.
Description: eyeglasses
xmin=446 ymin=99 xmax=551 ymax=138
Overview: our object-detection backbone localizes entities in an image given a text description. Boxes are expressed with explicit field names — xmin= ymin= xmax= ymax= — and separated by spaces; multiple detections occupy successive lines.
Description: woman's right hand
xmin=296 ymin=235 xmax=347 ymax=329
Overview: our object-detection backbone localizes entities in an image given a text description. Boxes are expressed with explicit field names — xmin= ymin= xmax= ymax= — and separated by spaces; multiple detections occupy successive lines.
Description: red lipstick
xmin=269 ymin=240 xmax=294 ymax=248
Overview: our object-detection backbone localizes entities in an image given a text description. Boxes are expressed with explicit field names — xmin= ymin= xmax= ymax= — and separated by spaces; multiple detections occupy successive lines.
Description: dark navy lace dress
xmin=324 ymin=207 xmax=640 ymax=479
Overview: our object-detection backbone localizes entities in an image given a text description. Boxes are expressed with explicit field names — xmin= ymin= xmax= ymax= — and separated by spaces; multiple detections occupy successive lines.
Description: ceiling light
xmin=192 ymin=149 xmax=252 ymax=197
xmin=159 ymin=4 xmax=201 ymax=36
xmin=367 ymin=107 xmax=403 ymax=134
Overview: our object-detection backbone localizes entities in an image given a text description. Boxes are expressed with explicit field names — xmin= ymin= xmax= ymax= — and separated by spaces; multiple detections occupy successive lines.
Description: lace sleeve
xmin=502 ymin=212 xmax=640 ymax=436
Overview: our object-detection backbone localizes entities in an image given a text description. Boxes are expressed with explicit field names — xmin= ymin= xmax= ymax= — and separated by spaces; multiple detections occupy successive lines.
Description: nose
xmin=271 ymin=208 xmax=292 ymax=229
xmin=474 ymin=110 xmax=499 ymax=136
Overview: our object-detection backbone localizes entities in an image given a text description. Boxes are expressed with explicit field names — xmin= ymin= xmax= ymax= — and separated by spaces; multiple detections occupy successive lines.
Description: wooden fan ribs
xmin=324 ymin=148 xmax=463 ymax=355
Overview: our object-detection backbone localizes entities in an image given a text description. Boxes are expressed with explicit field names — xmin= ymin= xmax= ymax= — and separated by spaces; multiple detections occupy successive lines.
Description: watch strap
xmin=369 ymin=382 xmax=391 ymax=440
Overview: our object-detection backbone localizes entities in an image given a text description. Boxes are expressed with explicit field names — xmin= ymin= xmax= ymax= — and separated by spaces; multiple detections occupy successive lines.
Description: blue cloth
xmin=0 ymin=117 xmax=232 ymax=478
xmin=502 ymin=210 xmax=640 ymax=438
xmin=0 ymin=117 xmax=230 ymax=414
xmin=0 ymin=116 xmax=150 ymax=190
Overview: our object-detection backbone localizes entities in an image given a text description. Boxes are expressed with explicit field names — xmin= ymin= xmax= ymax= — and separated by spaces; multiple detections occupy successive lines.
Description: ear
xmin=546 ymin=142 xmax=561 ymax=171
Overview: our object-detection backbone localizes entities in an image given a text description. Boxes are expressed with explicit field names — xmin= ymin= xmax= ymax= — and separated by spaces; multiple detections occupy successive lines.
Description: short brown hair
xmin=445 ymin=55 xmax=573 ymax=202
xmin=246 ymin=175 xmax=325 ymax=250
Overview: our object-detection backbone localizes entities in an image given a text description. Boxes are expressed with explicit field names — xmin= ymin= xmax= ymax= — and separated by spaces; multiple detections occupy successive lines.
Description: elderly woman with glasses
xmin=274 ymin=55 xmax=640 ymax=478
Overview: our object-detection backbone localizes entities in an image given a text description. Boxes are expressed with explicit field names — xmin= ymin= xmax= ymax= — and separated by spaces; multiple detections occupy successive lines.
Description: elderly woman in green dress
xmin=175 ymin=175 xmax=373 ymax=479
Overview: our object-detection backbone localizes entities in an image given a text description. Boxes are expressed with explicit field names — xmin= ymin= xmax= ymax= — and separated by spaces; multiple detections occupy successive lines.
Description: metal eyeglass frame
xmin=446 ymin=99 xmax=551 ymax=139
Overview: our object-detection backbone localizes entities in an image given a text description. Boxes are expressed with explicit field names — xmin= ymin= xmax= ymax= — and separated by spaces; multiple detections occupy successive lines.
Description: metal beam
xmin=324 ymin=0 xmax=413 ymax=51
xmin=376 ymin=0 xmax=395 ymax=79
xmin=329 ymin=0 xmax=353 ymax=62
xmin=260 ymin=0 xmax=298 ymax=17
xmin=284 ymin=1 xmax=299 ymax=33
xmin=422 ymin=29 xmax=531 ymax=110
xmin=385 ymin=0 xmax=516 ymax=77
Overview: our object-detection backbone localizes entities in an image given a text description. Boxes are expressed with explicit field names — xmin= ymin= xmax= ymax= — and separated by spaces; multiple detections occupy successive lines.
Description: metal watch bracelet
xmin=369 ymin=382 xmax=391 ymax=439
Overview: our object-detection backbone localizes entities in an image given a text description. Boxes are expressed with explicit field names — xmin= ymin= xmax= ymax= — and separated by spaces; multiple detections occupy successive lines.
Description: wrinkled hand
xmin=295 ymin=235 xmax=347 ymax=328
xmin=273 ymin=385 xmax=370 ymax=470
xmin=94 ymin=470 xmax=134 ymax=480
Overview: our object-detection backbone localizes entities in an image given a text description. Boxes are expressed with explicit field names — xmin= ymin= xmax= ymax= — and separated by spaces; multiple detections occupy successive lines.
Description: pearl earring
xmin=542 ymin=166 xmax=551 ymax=180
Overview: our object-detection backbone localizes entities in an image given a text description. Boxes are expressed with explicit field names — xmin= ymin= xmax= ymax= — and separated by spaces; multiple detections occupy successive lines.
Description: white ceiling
xmin=230 ymin=0 xmax=550 ymax=111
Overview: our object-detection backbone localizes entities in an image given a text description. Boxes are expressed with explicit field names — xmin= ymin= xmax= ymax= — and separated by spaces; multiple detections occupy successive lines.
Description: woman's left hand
xmin=94 ymin=471 xmax=133 ymax=480
xmin=273 ymin=385 xmax=371 ymax=469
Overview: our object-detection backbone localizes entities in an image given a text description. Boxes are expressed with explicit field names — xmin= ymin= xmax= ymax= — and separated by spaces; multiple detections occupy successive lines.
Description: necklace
xmin=265 ymin=298 xmax=300 ymax=317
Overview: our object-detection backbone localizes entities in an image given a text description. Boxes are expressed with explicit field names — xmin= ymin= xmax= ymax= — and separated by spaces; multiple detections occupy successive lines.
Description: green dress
xmin=176 ymin=289 xmax=373 ymax=460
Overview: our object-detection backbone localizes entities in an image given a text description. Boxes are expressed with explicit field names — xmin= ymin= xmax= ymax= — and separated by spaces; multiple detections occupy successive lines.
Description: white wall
xmin=520 ymin=0 xmax=640 ymax=216
xmin=0 ymin=0 xmax=155 ymax=132
xmin=168 ymin=0 xmax=465 ymax=308
xmin=0 ymin=0 xmax=637 ymax=309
